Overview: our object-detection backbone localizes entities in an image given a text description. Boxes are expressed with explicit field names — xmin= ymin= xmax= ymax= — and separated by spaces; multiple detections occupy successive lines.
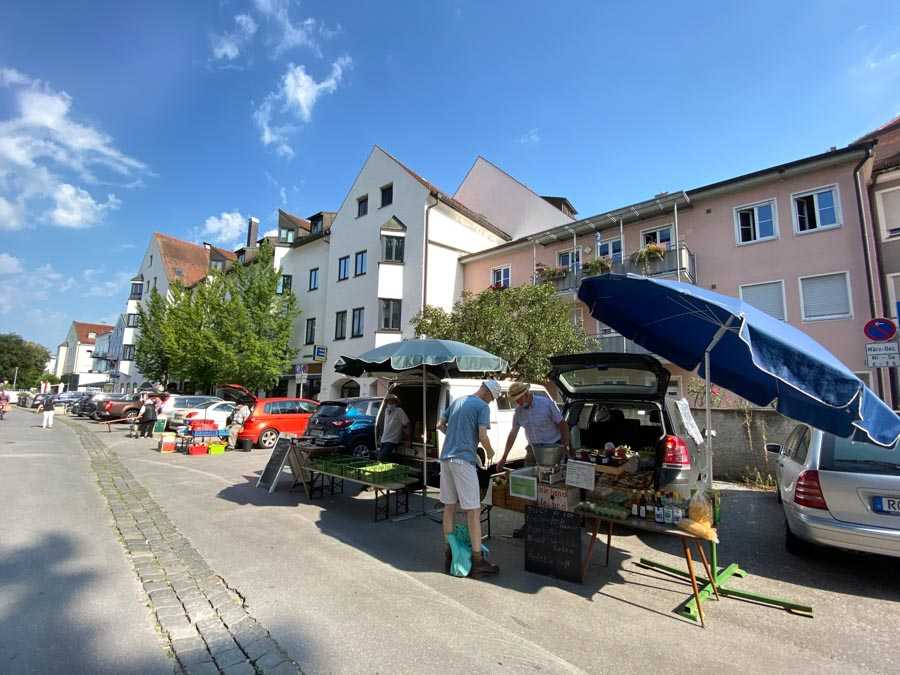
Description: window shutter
xmin=801 ymin=274 xmax=850 ymax=319
xmin=741 ymin=281 xmax=785 ymax=320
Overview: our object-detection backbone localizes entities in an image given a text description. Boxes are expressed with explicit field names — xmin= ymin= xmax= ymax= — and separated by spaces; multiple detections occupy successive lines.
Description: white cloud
xmin=252 ymin=0 xmax=332 ymax=57
xmin=81 ymin=270 xmax=134 ymax=297
xmin=518 ymin=128 xmax=541 ymax=145
xmin=254 ymin=56 xmax=351 ymax=156
xmin=866 ymin=50 xmax=900 ymax=71
xmin=263 ymin=227 xmax=278 ymax=237
xmin=0 ymin=69 xmax=148 ymax=231
xmin=0 ymin=252 xmax=23 ymax=274
xmin=210 ymin=13 xmax=258 ymax=61
xmin=279 ymin=186 xmax=287 ymax=205
xmin=199 ymin=211 xmax=247 ymax=245
xmin=49 ymin=183 xmax=121 ymax=228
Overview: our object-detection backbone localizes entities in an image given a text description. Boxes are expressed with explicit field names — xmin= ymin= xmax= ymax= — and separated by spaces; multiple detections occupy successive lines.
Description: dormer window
xmin=278 ymin=227 xmax=295 ymax=243
xmin=210 ymin=259 xmax=224 ymax=272
xmin=237 ymin=252 xmax=245 ymax=264
xmin=310 ymin=218 xmax=322 ymax=235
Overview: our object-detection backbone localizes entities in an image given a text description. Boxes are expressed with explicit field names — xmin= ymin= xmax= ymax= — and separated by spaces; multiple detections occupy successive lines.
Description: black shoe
xmin=469 ymin=553 xmax=499 ymax=578
xmin=445 ymin=547 xmax=452 ymax=574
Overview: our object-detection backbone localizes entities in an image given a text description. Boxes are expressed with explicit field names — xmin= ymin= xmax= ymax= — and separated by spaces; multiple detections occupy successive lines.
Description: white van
xmin=374 ymin=376 xmax=553 ymax=472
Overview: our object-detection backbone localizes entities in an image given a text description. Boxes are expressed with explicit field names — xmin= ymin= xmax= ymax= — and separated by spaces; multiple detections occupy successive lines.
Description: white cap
xmin=481 ymin=380 xmax=501 ymax=401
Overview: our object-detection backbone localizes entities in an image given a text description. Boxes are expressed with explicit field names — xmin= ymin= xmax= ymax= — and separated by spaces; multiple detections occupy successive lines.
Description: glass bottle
xmin=655 ymin=491 xmax=664 ymax=523
xmin=638 ymin=491 xmax=646 ymax=519
xmin=630 ymin=490 xmax=639 ymax=518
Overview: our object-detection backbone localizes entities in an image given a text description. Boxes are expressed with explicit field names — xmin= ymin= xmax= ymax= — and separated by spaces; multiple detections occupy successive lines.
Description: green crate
xmin=357 ymin=463 xmax=408 ymax=484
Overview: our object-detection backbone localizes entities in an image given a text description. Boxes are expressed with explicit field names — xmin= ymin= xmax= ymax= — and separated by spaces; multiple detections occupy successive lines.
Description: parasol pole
xmin=422 ymin=362 xmax=428 ymax=513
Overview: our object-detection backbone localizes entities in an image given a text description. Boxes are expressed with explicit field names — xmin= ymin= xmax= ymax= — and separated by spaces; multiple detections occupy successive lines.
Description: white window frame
xmin=491 ymin=265 xmax=511 ymax=288
xmin=875 ymin=185 xmax=900 ymax=241
xmin=596 ymin=235 xmax=623 ymax=262
xmin=640 ymin=223 xmax=674 ymax=249
xmin=886 ymin=271 xmax=900 ymax=320
xmin=798 ymin=271 xmax=853 ymax=322
xmin=557 ymin=248 xmax=581 ymax=270
xmin=791 ymin=184 xmax=842 ymax=235
xmin=667 ymin=376 xmax=683 ymax=399
xmin=738 ymin=279 xmax=787 ymax=321
xmin=733 ymin=198 xmax=779 ymax=246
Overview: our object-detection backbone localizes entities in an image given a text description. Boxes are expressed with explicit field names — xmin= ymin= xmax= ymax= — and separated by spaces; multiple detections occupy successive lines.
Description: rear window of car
xmin=318 ymin=404 xmax=347 ymax=417
xmin=173 ymin=396 xmax=214 ymax=408
xmin=557 ymin=367 xmax=659 ymax=395
xmin=819 ymin=435 xmax=900 ymax=476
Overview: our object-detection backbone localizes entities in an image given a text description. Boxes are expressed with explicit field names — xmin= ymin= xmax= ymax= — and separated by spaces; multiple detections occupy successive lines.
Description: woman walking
xmin=38 ymin=396 xmax=56 ymax=429
xmin=138 ymin=397 xmax=158 ymax=438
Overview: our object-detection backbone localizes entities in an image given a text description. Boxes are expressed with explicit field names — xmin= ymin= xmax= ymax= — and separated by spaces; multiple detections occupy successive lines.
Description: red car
xmin=221 ymin=385 xmax=318 ymax=450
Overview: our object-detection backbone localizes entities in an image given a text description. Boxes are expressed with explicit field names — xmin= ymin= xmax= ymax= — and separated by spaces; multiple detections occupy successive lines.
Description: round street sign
xmin=864 ymin=317 xmax=897 ymax=342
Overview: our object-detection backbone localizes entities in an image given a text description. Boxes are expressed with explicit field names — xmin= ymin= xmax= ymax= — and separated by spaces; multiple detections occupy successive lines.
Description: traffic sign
xmin=294 ymin=363 xmax=306 ymax=377
xmin=313 ymin=345 xmax=327 ymax=362
xmin=864 ymin=317 xmax=896 ymax=342
xmin=866 ymin=341 xmax=900 ymax=368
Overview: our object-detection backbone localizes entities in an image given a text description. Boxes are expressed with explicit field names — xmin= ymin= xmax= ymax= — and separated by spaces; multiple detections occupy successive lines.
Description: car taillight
xmin=104 ymin=402 xmax=112 ymax=411
xmin=660 ymin=435 xmax=691 ymax=469
xmin=794 ymin=470 xmax=828 ymax=510
xmin=331 ymin=419 xmax=352 ymax=428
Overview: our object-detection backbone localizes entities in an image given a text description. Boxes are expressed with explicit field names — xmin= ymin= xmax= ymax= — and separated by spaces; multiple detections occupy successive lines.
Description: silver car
xmin=767 ymin=424 xmax=900 ymax=558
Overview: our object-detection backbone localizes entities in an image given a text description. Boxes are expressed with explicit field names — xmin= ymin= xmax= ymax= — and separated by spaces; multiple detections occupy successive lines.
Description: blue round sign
xmin=864 ymin=318 xmax=896 ymax=342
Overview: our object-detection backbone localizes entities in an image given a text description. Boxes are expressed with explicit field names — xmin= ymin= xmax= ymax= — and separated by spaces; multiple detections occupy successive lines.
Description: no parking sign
xmin=863 ymin=318 xmax=896 ymax=342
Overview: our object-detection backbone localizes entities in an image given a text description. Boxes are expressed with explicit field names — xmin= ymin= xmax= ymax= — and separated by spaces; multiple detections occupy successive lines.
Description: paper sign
xmin=565 ymin=459 xmax=596 ymax=491
xmin=675 ymin=398 xmax=704 ymax=446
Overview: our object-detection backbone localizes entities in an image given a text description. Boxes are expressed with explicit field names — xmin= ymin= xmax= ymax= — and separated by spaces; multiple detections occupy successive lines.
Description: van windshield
xmin=820 ymin=436 xmax=900 ymax=476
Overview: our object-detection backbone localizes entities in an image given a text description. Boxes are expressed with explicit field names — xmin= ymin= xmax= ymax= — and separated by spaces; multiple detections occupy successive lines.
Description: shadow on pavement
xmin=0 ymin=532 xmax=170 ymax=675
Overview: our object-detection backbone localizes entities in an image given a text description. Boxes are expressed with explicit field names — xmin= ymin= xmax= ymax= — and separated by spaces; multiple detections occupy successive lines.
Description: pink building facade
xmin=461 ymin=143 xmax=886 ymax=400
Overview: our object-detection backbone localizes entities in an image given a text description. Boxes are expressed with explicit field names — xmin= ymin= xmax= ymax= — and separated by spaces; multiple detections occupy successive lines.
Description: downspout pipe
xmin=853 ymin=145 xmax=887 ymax=399
xmin=422 ymin=192 xmax=439 ymax=320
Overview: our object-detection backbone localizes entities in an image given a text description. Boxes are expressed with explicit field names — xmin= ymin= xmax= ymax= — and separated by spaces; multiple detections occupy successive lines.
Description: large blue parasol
xmin=578 ymin=273 xmax=900 ymax=447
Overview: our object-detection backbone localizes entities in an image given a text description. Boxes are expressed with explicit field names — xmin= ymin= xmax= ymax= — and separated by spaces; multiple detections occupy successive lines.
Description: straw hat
xmin=508 ymin=382 xmax=531 ymax=403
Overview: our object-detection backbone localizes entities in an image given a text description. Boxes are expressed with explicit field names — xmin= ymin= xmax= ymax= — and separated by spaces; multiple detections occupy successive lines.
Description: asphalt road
xmin=5 ymin=410 xmax=900 ymax=674
xmin=0 ymin=408 xmax=174 ymax=674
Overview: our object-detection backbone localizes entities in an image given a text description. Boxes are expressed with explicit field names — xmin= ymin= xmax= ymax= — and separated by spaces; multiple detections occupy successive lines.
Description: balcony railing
xmin=583 ymin=334 xmax=652 ymax=355
xmin=539 ymin=242 xmax=696 ymax=293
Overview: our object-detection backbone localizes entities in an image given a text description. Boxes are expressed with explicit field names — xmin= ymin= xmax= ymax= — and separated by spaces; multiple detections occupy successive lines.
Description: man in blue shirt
xmin=436 ymin=380 xmax=500 ymax=577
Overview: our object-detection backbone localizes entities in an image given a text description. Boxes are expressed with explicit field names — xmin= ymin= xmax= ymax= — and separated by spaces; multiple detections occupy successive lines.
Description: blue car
xmin=302 ymin=397 xmax=383 ymax=457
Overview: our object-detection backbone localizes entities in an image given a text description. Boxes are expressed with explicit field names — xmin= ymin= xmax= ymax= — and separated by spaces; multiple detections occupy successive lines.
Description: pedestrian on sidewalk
xmin=436 ymin=379 xmax=500 ymax=578
xmin=138 ymin=397 xmax=157 ymax=438
xmin=38 ymin=397 xmax=55 ymax=429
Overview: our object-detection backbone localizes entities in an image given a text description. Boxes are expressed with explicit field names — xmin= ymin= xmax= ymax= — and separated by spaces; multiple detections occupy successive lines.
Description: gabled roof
xmin=278 ymin=209 xmax=311 ymax=232
xmin=72 ymin=321 xmax=113 ymax=345
xmin=857 ymin=115 xmax=900 ymax=173
xmin=207 ymin=244 xmax=237 ymax=261
xmin=375 ymin=146 xmax=511 ymax=241
xmin=153 ymin=232 xmax=212 ymax=286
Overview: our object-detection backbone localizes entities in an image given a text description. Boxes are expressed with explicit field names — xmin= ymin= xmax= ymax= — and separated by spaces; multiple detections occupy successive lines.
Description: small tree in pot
xmin=630 ymin=242 xmax=667 ymax=274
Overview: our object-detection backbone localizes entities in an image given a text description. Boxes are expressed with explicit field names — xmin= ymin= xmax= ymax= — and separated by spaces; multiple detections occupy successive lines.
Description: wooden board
xmin=524 ymin=505 xmax=583 ymax=583
xmin=257 ymin=437 xmax=294 ymax=493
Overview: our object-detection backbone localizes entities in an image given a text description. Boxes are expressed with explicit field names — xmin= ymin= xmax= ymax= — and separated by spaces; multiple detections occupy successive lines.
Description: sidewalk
xmin=0 ymin=408 xmax=174 ymax=675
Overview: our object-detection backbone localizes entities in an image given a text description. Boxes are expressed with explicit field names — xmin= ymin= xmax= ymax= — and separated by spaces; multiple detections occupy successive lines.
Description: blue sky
xmin=1 ymin=0 xmax=899 ymax=350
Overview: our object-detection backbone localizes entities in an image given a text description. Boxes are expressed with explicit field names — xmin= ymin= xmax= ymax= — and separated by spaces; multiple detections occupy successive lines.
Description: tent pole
xmin=422 ymin=363 xmax=428 ymax=513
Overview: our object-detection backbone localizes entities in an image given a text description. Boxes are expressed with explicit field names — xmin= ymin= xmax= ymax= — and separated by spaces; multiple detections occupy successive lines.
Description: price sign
xmin=565 ymin=459 xmax=596 ymax=490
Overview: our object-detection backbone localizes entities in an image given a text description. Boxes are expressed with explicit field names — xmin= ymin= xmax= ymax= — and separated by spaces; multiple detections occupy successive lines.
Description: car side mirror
xmin=765 ymin=443 xmax=782 ymax=454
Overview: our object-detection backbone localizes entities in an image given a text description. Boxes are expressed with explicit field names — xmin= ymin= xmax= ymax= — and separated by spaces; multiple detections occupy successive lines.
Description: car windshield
xmin=820 ymin=435 xmax=900 ymax=476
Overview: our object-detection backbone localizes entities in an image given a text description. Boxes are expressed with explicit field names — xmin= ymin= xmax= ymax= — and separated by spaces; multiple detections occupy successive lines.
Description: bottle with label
xmin=655 ymin=491 xmax=664 ymax=523
xmin=644 ymin=491 xmax=654 ymax=521
xmin=673 ymin=495 xmax=684 ymax=524
xmin=631 ymin=491 xmax=639 ymax=518
xmin=638 ymin=492 xmax=646 ymax=519
xmin=663 ymin=492 xmax=674 ymax=524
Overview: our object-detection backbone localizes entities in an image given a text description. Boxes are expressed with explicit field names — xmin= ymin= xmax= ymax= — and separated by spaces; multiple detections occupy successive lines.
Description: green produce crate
xmin=208 ymin=442 xmax=226 ymax=455
xmin=356 ymin=463 xmax=408 ymax=484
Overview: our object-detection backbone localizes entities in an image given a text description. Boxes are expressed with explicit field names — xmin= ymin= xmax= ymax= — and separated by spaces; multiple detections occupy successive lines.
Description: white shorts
xmin=439 ymin=459 xmax=481 ymax=511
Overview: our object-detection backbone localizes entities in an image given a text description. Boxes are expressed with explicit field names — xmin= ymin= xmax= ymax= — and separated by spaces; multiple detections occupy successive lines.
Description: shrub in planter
xmin=630 ymin=243 xmax=667 ymax=273
xmin=582 ymin=256 xmax=613 ymax=276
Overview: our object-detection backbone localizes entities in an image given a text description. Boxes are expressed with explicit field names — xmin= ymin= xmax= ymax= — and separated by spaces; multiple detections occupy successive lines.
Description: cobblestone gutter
xmin=66 ymin=420 xmax=303 ymax=675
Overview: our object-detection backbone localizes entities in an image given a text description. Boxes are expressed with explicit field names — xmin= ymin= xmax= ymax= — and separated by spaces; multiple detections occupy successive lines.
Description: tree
xmin=411 ymin=284 xmax=588 ymax=383
xmin=220 ymin=241 xmax=299 ymax=392
xmin=135 ymin=288 xmax=173 ymax=385
xmin=0 ymin=333 xmax=51 ymax=388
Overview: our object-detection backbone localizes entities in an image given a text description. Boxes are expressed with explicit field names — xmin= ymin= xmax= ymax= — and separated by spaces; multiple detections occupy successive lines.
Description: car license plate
xmin=872 ymin=496 xmax=900 ymax=514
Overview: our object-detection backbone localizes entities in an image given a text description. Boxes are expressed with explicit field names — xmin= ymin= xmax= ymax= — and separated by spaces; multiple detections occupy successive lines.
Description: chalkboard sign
xmin=256 ymin=437 xmax=294 ymax=493
xmin=524 ymin=505 xmax=583 ymax=583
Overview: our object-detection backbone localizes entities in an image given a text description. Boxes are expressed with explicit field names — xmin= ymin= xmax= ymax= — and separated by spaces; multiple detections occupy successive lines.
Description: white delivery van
xmin=373 ymin=376 xmax=553 ymax=476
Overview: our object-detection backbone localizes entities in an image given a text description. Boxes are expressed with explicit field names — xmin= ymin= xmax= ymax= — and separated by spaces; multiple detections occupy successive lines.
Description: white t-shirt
xmin=381 ymin=405 xmax=410 ymax=444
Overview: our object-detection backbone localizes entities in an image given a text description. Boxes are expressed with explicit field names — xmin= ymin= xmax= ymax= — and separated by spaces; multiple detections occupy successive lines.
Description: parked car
xmin=76 ymin=392 xmax=128 ymax=419
xmin=169 ymin=400 xmax=235 ymax=430
xmin=302 ymin=397 xmax=383 ymax=456
xmin=100 ymin=395 xmax=144 ymax=420
xmin=162 ymin=395 xmax=223 ymax=429
xmin=548 ymin=353 xmax=705 ymax=495
xmin=64 ymin=392 xmax=93 ymax=414
xmin=30 ymin=393 xmax=57 ymax=409
xmin=222 ymin=385 xmax=318 ymax=450
xmin=767 ymin=425 xmax=900 ymax=558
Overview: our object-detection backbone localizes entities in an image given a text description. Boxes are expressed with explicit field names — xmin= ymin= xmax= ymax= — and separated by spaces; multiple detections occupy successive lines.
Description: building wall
xmin=454 ymin=157 xmax=574 ymax=239
xmin=462 ymin=156 xmax=876 ymax=382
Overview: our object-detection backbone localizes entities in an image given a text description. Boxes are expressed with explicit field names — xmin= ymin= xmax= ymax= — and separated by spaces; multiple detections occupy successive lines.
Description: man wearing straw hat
xmin=496 ymin=382 xmax=570 ymax=537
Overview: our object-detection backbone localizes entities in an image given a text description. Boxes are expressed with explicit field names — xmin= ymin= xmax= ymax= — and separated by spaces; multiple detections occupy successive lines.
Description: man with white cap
xmin=496 ymin=381 xmax=570 ymax=537
xmin=436 ymin=379 xmax=500 ymax=577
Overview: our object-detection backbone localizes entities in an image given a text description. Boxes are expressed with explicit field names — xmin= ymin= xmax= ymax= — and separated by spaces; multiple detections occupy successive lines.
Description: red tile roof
xmin=73 ymin=321 xmax=113 ymax=345
xmin=375 ymin=146 xmax=511 ymax=241
xmin=856 ymin=115 xmax=900 ymax=172
xmin=279 ymin=209 xmax=311 ymax=232
xmin=154 ymin=233 xmax=213 ymax=286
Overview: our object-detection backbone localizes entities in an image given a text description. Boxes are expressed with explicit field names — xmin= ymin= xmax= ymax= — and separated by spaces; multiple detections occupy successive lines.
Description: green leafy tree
xmin=135 ymin=288 xmax=173 ymax=385
xmin=411 ymin=284 xmax=587 ymax=383
xmin=0 ymin=333 xmax=51 ymax=389
xmin=220 ymin=241 xmax=299 ymax=392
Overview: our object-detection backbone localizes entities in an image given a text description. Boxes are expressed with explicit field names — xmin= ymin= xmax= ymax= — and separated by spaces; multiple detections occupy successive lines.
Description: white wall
xmin=454 ymin=157 xmax=574 ymax=239
xmin=280 ymin=238 xmax=330 ymax=364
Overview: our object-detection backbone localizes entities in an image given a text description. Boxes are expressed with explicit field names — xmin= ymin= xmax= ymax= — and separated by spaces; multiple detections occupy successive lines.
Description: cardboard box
xmin=538 ymin=484 xmax=581 ymax=512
